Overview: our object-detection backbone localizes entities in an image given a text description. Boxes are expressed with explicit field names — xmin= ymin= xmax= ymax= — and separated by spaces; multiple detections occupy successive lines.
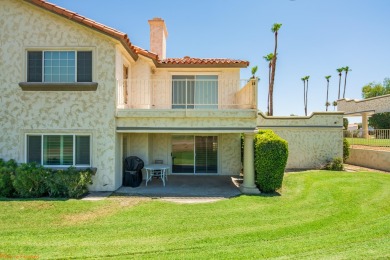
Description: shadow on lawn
xmin=258 ymin=191 xmax=281 ymax=197
xmin=0 ymin=197 xmax=69 ymax=202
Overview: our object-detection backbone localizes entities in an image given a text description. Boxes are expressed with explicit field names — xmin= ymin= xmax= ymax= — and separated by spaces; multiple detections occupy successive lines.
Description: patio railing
xmin=344 ymin=129 xmax=390 ymax=147
xmin=116 ymin=79 xmax=257 ymax=110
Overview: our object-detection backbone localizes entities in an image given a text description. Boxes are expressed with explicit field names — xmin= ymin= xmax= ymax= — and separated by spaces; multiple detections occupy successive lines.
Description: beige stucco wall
xmin=0 ymin=0 xmax=120 ymax=191
xmin=346 ymin=148 xmax=390 ymax=172
xmin=337 ymin=94 xmax=390 ymax=114
xmin=117 ymin=115 xmax=257 ymax=130
xmin=220 ymin=133 xmax=241 ymax=175
xmin=257 ymin=112 xmax=344 ymax=169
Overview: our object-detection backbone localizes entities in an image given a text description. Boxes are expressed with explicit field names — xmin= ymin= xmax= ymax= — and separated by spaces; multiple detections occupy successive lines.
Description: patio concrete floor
xmin=115 ymin=175 xmax=242 ymax=198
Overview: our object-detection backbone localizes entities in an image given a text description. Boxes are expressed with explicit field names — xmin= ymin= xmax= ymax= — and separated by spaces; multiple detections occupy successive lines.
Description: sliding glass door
xmin=172 ymin=75 xmax=218 ymax=109
xmin=195 ymin=136 xmax=218 ymax=173
xmin=172 ymin=135 xmax=195 ymax=173
xmin=171 ymin=135 xmax=218 ymax=174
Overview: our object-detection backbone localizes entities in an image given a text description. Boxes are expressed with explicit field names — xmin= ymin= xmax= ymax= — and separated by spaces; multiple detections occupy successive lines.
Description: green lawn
xmin=346 ymin=137 xmax=390 ymax=147
xmin=1 ymin=171 xmax=389 ymax=259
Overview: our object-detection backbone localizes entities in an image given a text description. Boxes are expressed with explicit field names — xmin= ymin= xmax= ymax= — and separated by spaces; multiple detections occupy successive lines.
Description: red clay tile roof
xmin=24 ymin=0 xmax=249 ymax=68
xmin=133 ymin=46 xmax=159 ymax=60
xmin=160 ymin=57 xmax=249 ymax=67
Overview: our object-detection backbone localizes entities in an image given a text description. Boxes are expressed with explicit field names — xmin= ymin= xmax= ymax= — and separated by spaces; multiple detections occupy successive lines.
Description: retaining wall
xmin=346 ymin=148 xmax=390 ymax=172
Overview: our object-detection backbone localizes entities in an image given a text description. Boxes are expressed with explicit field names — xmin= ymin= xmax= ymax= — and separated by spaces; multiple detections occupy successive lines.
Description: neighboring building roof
xmin=23 ymin=0 xmax=249 ymax=68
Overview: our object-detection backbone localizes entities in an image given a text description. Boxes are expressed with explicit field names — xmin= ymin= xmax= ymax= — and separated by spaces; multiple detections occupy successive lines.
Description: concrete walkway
xmin=115 ymin=175 xmax=242 ymax=199
xmin=344 ymin=164 xmax=389 ymax=173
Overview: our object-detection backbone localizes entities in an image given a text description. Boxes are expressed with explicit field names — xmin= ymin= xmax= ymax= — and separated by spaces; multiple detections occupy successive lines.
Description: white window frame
xmin=25 ymin=133 xmax=92 ymax=167
xmin=42 ymin=50 xmax=77 ymax=83
xmin=24 ymin=47 xmax=96 ymax=82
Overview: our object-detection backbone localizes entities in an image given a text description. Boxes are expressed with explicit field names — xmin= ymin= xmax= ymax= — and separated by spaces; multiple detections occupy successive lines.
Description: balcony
xmin=116 ymin=78 xmax=257 ymax=113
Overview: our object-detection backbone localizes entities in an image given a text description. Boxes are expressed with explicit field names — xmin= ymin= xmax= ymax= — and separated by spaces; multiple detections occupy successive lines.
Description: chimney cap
xmin=148 ymin=17 xmax=168 ymax=37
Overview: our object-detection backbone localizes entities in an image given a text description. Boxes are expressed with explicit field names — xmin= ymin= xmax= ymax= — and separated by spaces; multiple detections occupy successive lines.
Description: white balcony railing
xmin=116 ymin=79 xmax=257 ymax=110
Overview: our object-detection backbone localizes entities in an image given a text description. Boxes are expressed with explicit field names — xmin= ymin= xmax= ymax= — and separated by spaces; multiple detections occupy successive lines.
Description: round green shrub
xmin=254 ymin=130 xmax=289 ymax=193
xmin=343 ymin=138 xmax=350 ymax=162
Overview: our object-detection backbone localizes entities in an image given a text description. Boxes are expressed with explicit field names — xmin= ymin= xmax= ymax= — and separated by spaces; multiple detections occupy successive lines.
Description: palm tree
xmin=301 ymin=77 xmax=306 ymax=115
xmin=251 ymin=66 xmax=258 ymax=78
xmin=302 ymin=76 xmax=310 ymax=116
xmin=332 ymin=100 xmax=337 ymax=111
xmin=325 ymin=75 xmax=331 ymax=111
xmin=263 ymin=53 xmax=274 ymax=115
xmin=304 ymin=76 xmax=310 ymax=116
xmin=325 ymin=102 xmax=331 ymax=111
xmin=337 ymin=67 xmax=343 ymax=99
xmin=343 ymin=66 xmax=351 ymax=98
xmin=269 ymin=23 xmax=282 ymax=116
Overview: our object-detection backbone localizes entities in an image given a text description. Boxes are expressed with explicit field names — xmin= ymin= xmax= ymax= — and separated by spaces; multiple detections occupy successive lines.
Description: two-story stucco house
xmin=0 ymin=0 xmax=260 ymax=193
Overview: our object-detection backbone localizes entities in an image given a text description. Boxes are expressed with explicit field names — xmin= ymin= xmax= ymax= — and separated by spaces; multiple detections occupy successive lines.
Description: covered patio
xmin=115 ymin=175 xmax=242 ymax=198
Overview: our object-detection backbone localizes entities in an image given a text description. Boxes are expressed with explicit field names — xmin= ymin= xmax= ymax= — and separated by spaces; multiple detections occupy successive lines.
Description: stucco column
xmin=240 ymin=132 xmax=260 ymax=194
xmin=362 ymin=112 xmax=369 ymax=139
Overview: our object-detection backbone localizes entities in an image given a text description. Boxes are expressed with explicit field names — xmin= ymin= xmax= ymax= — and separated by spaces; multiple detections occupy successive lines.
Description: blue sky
xmin=50 ymin=0 xmax=390 ymax=118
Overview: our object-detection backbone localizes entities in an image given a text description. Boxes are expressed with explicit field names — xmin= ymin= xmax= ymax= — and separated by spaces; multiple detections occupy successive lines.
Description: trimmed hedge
xmin=343 ymin=138 xmax=350 ymax=162
xmin=12 ymin=163 xmax=50 ymax=198
xmin=45 ymin=167 xmax=94 ymax=198
xmin=254 ymin=130 xmax=289 ymax=193
xmin=0 ymin=159 xmax=95 ymax=198
xmin=0 ymin=159 xmax=17 ymax=197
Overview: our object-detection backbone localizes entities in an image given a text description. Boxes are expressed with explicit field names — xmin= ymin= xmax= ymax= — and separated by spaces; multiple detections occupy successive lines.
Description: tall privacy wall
xmin=257 ymin=112 xmax=344 ymax=169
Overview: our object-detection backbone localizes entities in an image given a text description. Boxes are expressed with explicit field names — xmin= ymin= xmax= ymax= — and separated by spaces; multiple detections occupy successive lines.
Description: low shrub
xmin=324 ymin=157 xmax=344 ymax=171
xmin=343 ymin=138 xmax=350 ymax=162
xmin=12 ymin=163 xmax=51 ymax=198
xmin=46 ymin=167 xmax=94 ymax=198
xmin=0 ymin=159 xmax=18 ymax=197
xmin=0 ymin=159 xmax=95 ymax=198
xmin=254 ymin=130 xmax=289 ymax=193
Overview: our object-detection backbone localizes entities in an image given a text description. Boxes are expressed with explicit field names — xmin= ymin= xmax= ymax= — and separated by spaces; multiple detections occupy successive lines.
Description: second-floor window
xmin=27 ymin=51 xmax=92 ymax=83
xmin=172 ymin=75 xmax=218 ymax=109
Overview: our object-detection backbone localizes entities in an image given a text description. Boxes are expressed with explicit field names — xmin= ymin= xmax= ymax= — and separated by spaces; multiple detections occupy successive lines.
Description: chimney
xmin=148 ymin=18 xmax=168 ymax=59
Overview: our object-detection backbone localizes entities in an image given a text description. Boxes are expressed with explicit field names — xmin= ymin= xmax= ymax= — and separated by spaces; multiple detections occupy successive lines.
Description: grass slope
xmin=346 ymin=137 xmax=390 ymax=147
xmin=0 ymin=171 xmax=389 ymax=259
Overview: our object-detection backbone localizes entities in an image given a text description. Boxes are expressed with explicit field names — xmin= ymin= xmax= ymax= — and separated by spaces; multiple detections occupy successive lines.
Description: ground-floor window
xmin=172 ymin=135 xmax=218 ymax=174
xmin=26 ymin=134 xmax=91 ymax=166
